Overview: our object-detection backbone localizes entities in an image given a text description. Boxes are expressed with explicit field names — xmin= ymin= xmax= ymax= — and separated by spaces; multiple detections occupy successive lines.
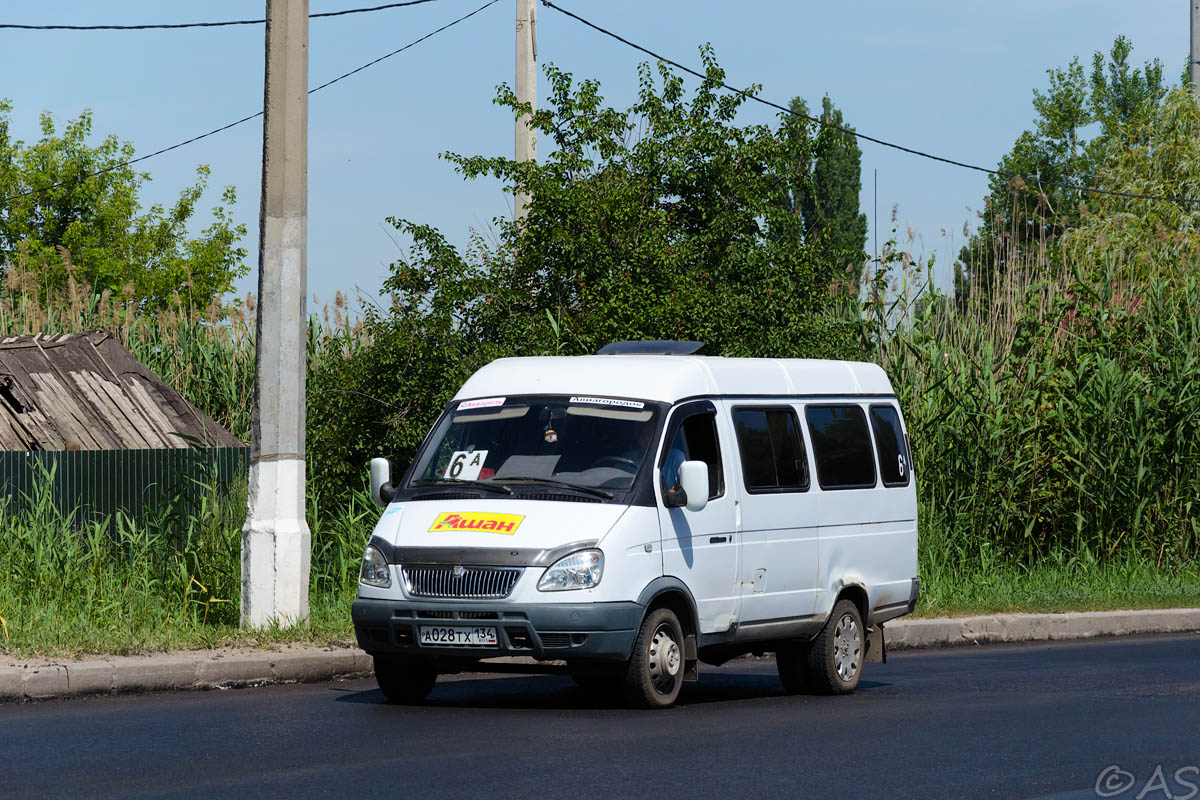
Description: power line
xmin=0 ymin=0 xmax=502 ymax=206
xmin=0 ymin=0 xmax=446 ymax=31
xmin=539 ymin=0 xmax=1200 ymax=207
xmin=310 ymin=0 xmax=499 ymax=93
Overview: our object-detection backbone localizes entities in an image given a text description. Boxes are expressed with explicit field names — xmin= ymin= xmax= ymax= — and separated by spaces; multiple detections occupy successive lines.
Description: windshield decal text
xmin=459 ymin=397 xmax=506 ymax=410
xmin=569 ymin=396 xmax=645 ymax=409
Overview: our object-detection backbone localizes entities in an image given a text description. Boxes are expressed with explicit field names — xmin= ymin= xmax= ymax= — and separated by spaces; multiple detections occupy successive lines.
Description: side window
xmin=732 ymin=407 xmax=809 ymax=493
xmin=660 ymin=411 xmax=724 ymax=500
xmin=804 ymin=405 xmax=876 ymax=490
xmin=870 ymin=405 xmax=911 ymax=487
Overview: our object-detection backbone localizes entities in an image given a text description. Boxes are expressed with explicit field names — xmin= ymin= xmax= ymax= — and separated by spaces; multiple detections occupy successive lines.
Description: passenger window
xmin=660 ymin=412 xmax=724 ymax=500
xmin=869 ymin=405 xmax=911 ymax=487
xmin=732 ymin=407 xmax=809 ymax=493
xmin=804 ymin=405 xmax=877 ymax=490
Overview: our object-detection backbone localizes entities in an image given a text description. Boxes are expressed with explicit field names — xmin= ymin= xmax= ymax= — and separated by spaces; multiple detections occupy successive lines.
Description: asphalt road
xmin=2 ymin=634 xmax=1198 ymax=800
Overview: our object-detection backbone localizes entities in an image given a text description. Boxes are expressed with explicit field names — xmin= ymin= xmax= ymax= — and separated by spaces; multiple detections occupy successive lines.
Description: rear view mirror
xmin=370 ymin=457 xmax=396 ymax=508
xmin=678 ymin=460 xmax=709 ymax=512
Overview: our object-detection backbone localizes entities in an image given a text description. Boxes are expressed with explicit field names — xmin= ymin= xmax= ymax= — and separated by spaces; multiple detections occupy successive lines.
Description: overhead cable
xmin=0 ymin=0 xmax=502 ymax=206
xmin=0 ymin=0 xmax=447 ymax=31
xmin=539 ymin=0 xmax=1200 ymax=207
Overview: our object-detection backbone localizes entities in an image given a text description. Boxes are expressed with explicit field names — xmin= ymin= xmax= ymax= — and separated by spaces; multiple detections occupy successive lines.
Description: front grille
xmin=539 ymin=633 xmax=571 ymax=648
xmin=402 ymin=565 xmax=523 ymax=599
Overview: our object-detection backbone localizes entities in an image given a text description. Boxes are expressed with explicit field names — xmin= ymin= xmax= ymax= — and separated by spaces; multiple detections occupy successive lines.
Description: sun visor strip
xmin=369 ymin=536 xmax=600 ymax=568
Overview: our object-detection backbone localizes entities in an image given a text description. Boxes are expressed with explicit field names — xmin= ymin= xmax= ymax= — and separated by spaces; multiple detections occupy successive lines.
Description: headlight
xmin=359 ymin=544 xmax=392 ymax=588
xmin=537 ymin=549 xmax=603 ymax=592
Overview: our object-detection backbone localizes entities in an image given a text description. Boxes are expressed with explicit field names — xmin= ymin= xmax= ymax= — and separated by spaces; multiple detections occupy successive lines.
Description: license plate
xmin=418 ymin=625 xmax=498 ymax=647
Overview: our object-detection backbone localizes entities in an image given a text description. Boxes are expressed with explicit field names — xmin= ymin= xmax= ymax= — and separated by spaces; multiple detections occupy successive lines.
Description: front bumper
xmin=352 ymin=598 xmax=643 ymax=662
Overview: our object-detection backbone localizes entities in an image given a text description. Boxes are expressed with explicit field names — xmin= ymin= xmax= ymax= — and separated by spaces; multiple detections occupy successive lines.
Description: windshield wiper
xmin=500 ymin=477 xmax=614 ymax=500
xmin=411 ymin=479 xmax=513 ymax=495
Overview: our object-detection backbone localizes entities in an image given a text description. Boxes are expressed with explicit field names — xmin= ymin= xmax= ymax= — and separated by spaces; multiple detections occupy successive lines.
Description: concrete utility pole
xmin=514 ymin=0 xmax=537 ymax=220
xmin=242 ymin=0 xmax=311 ymax=628
xmin=1192 ymin=1 xmax=1200 ymax=99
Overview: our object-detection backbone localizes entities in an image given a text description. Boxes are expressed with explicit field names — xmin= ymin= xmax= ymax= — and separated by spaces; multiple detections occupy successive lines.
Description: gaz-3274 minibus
xmin=352 ymin=341 xmax=918 ymax=708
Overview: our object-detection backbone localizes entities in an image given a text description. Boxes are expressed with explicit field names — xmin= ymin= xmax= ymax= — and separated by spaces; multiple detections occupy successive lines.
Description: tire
xmin=373 ymin=657 xmax=437 ymax=703
xmin=622 ymin=607 xmax=686 ymax=709
xmin=806 ymin=599 xmax=865 ymax=695
xmin=775 ymin=641 xmax=810 ymax=695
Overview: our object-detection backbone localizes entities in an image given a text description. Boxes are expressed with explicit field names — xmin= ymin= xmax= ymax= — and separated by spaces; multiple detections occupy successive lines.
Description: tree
xmin=0 ymin=102 xmax=247 ymax=310
xmin=957 ymin=36 xmax=1167 ymax=301
xmin=1062 ymin=87 xmax=1200 ymax=276
xmin=776 ymin=96 xmax=867 ymax=290
xmin=307 ymin=51 xmax=863 ymax=500
xmin=396 ymin=51 xmax=859 ymax=359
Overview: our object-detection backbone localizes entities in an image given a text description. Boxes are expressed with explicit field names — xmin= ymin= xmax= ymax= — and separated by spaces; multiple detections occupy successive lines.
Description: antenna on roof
xmin=596 ymin=340 xmax=705 ymax=355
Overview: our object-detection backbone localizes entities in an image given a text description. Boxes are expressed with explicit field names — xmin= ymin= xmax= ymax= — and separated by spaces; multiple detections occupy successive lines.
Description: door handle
xmin=709 ymin=535 xmax=728 ymax=543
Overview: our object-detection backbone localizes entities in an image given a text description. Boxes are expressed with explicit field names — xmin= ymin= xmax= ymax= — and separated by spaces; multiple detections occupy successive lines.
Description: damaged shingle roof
xmin=0 ymin=331 xmax=243 ymax=451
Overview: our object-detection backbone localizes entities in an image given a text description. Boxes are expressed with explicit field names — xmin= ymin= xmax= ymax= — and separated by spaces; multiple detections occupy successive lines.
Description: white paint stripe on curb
xmin=2 ymin=609 xmax=1198 ymax=702
xmin=884 ymin=608 xmax=1200 ymax=650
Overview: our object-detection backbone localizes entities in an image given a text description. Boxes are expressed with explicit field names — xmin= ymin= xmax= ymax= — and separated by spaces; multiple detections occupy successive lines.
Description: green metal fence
xmin=0 ymin=447 xmax=249 ymax=521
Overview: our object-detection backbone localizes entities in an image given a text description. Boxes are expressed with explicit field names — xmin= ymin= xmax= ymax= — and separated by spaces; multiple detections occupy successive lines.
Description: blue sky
xmin=0 ymin=1 xmax=1184 ymax=306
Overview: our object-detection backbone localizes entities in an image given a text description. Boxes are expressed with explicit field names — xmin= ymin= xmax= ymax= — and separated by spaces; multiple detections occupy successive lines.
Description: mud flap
xmin=865 ymin=624 xmax=886 ymax=664
xmin=684 ymin=634 xmax=699 ymax=681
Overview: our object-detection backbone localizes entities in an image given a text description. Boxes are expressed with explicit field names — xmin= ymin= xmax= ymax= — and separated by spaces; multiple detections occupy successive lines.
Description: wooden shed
xmin=0 ymin=331 xmax=246 ymax=519
xmin=0 ymin=331 xmax=241 ymax=451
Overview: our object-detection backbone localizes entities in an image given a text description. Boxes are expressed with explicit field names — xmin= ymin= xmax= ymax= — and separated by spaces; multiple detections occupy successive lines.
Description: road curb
xmin=0 ymin=646 xmax=374 ymax=704
xmin=2 ymin=608 xmax=1198 ymax=702
xmin=884 ymin=607 xmax=1200 ymax=650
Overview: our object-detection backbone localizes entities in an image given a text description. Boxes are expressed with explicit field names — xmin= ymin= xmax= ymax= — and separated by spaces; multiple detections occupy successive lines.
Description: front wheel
xmin=622 ymin=607 xmax=685 ymax=709
xmin=806 ymin=599 xmax=865 ymax=695
xmin=373 ymin=657 xmax=437 ymax=703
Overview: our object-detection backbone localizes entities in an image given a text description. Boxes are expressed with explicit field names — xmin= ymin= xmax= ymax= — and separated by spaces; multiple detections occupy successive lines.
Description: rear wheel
xmin=373 ymin=657 xmax=437 ymax=703
xmin=622 ymin=607 xmax=685 ymax=709
xmin=806 ymin=599 xmax=865 ymax=695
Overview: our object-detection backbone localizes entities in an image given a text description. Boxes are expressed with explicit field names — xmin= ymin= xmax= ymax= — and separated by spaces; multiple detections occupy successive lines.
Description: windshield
xmin=409 ymin=395 xmax=662 ymax=492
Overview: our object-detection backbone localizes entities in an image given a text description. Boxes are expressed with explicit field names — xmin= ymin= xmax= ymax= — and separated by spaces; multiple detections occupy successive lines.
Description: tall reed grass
xmin=0 ymin=250 xmax=368 ymax=445
xmin=868 ymin=197 xmax=1200 ymax=583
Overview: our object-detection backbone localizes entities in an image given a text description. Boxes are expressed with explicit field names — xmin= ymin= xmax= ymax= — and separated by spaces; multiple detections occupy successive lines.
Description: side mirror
xmin=662 ymin=460 xmax=705 ymax=510
xmin=370 ymin=457 xmax=397 ymax=509
xmin=677 ymin=460 xmax=709 ymax=512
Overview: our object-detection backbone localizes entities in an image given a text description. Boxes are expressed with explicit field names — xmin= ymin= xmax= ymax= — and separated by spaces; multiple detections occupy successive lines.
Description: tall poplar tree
xmin=777 ymin=95 xmax=868 ymax=290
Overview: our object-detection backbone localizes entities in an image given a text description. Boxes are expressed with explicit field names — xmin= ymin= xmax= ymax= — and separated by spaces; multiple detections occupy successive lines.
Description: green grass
xmin=4 ymin=594 xmax=356 ymax=661
xmin=0 ymin=483 xmax=369 ymax=660
xmin=916 ymin=558 xmax=1200 ymax=618
xmin=3 ymin=485 xmax=1197 ymax=660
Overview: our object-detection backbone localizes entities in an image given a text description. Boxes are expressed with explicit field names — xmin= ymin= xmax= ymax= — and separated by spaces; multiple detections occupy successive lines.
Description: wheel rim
xmin=833 ymin=613 xmax=861 ymax=682
xmin=648 ymin=623 xmax=682 ymax=694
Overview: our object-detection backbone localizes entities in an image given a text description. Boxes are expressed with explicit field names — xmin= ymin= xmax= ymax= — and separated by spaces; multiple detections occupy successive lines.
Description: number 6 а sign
xmin=444 ymin=449 xmax=489 ymax=481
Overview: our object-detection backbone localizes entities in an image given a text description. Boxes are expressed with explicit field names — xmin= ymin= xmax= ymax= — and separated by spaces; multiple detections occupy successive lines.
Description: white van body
xmin=353 ymin=347 xmax=918 ymax=705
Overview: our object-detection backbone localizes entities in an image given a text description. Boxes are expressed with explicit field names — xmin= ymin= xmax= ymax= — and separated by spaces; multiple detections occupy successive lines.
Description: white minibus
xmin=352 ymin=341 xmax=918 ymax=708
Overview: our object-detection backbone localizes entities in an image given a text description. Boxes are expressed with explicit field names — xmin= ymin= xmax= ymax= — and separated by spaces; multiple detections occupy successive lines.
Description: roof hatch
xmin=596 ymin=340 xmax=705 ymax=356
